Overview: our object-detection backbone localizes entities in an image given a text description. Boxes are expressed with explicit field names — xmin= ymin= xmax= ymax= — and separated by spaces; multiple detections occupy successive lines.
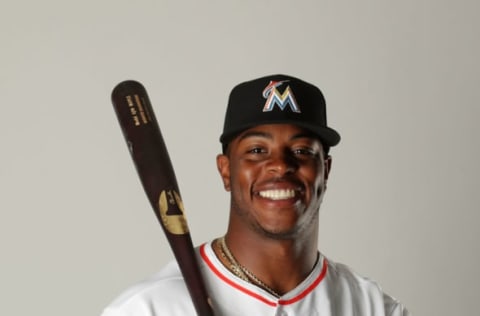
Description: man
xmin=102 ymin=74 xmax=410 ymax=316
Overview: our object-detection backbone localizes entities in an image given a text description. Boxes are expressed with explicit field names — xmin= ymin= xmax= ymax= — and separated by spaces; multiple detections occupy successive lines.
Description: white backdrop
xmin=1 ymin=1 xmax=479 ymax=315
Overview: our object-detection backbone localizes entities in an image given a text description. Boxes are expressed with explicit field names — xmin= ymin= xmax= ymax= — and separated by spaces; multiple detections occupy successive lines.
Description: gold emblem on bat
xmin=158 ymin=190 xmax=189 ymax=235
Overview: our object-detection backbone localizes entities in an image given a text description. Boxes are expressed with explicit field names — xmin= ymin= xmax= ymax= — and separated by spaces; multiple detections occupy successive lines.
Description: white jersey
xmin=101 ymin=241 xmax=410 ymax=316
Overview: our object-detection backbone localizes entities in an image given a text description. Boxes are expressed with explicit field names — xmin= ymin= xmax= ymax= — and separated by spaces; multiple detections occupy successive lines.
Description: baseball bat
xmin=111 ymin=80 xmax=214 ymax=316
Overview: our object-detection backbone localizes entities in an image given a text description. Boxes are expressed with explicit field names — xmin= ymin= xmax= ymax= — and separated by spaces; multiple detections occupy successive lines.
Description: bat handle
xmin=170 ymin=235 xmax=215 ymax=316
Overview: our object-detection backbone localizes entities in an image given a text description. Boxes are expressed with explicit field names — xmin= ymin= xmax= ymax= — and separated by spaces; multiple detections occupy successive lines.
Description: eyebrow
xmin=237 ymin=130 xmax=317 ymax=142
xmin=291 ymin=132 xmax=317 ymax=140
xmin=237 ymin=131 xmax=272 ymax=142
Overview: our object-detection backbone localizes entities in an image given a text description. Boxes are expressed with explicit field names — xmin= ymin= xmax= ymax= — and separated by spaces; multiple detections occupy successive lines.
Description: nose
xmin=266 ymin=150 xmax=298 ymax=175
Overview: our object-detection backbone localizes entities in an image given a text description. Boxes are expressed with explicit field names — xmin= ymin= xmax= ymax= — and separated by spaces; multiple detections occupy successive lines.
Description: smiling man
xmin=102 ymin=74 xmax=410 ymax=316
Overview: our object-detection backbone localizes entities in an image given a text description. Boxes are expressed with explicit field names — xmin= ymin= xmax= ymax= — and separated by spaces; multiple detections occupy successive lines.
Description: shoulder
xmin=326 ymin=258 xmax=382 ymax=291
xmin=101 ymin=259 xmax=194 ymax=316
xmin=324 ymin=257 xmax=410 ymax=316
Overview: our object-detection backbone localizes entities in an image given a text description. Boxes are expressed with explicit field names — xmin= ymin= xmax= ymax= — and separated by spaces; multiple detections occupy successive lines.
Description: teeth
xmin=258 ymin=189 xmax=296 ymax=200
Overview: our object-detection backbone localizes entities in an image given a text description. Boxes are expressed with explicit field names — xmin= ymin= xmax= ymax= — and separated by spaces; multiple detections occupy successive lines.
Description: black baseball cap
xmin=220 ymin=74 xmax=340 ymax=150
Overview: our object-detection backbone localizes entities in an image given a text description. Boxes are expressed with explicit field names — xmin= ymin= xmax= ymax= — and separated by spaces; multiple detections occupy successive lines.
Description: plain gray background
xmin=1 ymin=0 xmax=478 ymax=315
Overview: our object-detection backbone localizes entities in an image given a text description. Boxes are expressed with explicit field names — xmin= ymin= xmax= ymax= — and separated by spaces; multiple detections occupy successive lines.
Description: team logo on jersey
xmin=262 ymin=80 xmax=301 ymax=113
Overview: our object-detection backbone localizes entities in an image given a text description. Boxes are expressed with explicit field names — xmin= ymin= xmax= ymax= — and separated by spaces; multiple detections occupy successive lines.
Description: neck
xmin=215 ymin=228 xmax=319 ymax=296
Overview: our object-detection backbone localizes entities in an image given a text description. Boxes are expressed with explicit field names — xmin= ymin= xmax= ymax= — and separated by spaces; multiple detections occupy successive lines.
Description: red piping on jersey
xmin=277 ymin=255 xmax=328 ymax=305
xmin=200 ymin=243 xmax=328 ymax=307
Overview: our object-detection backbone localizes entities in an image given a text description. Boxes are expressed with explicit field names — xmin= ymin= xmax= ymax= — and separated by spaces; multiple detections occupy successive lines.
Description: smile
xmin=258 ymin=189 xmax=296 ymax=200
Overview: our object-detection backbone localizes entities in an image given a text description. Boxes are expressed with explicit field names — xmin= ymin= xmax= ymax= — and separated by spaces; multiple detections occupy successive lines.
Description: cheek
xmin=230 ymin=161 xmax=256 ymax=193
xmin=315 ymin=171 xmax=328 ymax=196
xmin=315 ymin=178 xmax=325 ymax=196
xmin=301 ymin=164 xmax=325 ymax=194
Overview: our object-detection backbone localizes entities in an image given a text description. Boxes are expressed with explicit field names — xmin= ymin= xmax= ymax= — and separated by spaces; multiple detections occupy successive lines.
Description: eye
xmin=292 ymin=147 xmax=318 ymax=157
xmin=247 ymin=147 xmax=267 ymax=154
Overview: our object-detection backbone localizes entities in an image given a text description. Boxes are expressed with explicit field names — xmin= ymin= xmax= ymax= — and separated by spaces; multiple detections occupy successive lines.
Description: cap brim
xmin=220 ymin=121 xmax=340 ymax=147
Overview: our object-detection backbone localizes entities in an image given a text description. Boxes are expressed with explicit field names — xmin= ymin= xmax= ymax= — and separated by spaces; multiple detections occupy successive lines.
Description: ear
xmin=324 ymin=155 xmax=332 ymax=181
xmin=216 ymin=154 xmax=231 ymax=191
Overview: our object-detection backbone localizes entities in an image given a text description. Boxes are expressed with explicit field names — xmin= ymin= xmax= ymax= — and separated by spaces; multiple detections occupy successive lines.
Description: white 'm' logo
xmin=262 ymin=80 xmax=301 ymax=113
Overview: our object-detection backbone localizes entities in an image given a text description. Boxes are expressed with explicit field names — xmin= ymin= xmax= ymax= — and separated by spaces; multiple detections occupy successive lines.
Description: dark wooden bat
xmin=111 ymin=80 xmax=214 ymax=316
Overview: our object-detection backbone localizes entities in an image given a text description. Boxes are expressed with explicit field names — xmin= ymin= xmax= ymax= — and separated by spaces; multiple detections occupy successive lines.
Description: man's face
xmin=217 ymin=124 xmax=331 ymax=239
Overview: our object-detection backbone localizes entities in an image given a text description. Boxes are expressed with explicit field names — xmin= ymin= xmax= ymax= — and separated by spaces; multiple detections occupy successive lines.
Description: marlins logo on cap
xmin=262 ymin=80 xmax=301 ymax=113
xmin=220 ymin=74 xmax=341 ymax=149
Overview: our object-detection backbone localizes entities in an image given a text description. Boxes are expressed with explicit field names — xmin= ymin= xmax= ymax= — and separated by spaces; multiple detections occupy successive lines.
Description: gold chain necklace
xmin=218 ymin=237 xmax=281 ymax=298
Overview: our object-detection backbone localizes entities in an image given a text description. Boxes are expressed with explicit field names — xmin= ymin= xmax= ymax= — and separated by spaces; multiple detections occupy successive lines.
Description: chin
xmin=259 ymin=213 xmax=319 ymax=240
xmin=257 ymin=224 xmax=302 ymax=240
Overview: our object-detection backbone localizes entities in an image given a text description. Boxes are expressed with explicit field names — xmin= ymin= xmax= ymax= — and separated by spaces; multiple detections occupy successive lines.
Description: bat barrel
xmin=111 ymin=80 xmax=215 ymax=316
